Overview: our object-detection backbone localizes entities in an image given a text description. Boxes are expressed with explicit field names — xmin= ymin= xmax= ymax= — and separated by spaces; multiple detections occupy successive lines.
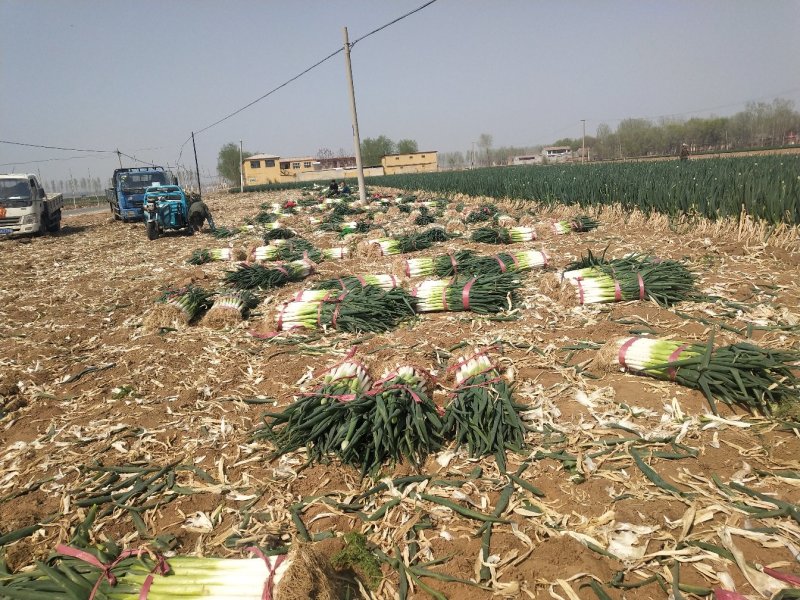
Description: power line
xmin=350 ymin=0 xmax=439 ymax=46
xmin=0 ymin=154 xmax=119 ymax=168
xmin=0 ymin=139 xmax=115 ymax=153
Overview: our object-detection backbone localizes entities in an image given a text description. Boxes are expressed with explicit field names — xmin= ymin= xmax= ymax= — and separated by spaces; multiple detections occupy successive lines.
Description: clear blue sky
xmin=2 ymin=0 xmax=799 ymax=184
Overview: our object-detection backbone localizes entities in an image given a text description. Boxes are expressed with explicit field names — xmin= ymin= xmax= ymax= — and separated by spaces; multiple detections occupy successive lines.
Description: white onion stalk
xmin=277 ymin=300 xmax=321 ymax=330
xmin=293 ymin=290 xmax=332 ymax=302
xmin=321 ymin=360 xmax=372 ymax=395
xmin=209 ymin=292 xmax=248 ymax=315
xmin=208 ymin=248 xmax=233 ymax=261
xmin=116 ymin=555 xmax=290 ymax=600
xmin=567 ymin=274 xmax=620 ymax=304
xmin=405 ymin=257 xmax=435 ymax=277
xmin=552 ymin=220 xmax=574 ymax=234
xmin=412 ymin=279 xmax=450 ymax=312
xmin=508 ymin=226 xmax=536 ymax=242
xmin=454 ymin=352 xmax=493 ymax=385
xmin=562 ymin=266 xmax=604 ymax=281
xmin=252 ymin=246 xmax=279 ymax=261
xmin=362 ymin=274 xmax=399 ymax=290
xmin=285 ymin=259 xmax=315 ymax=278
xmin=322 ymin=247 xmax=349 ymax=260
xmin=510 ymin=250 xmax=548 ymax=271
xmin=611 ymin=337 xmax=702 ymax=375
xmin=368 ymin=237 xmax=400 ymax=255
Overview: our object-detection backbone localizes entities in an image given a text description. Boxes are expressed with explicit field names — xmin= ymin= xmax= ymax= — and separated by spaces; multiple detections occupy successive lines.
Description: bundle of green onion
xmin=339 ymin=366 xmax=444 ymax=476
xmin=211 ymin=227 xmax=237 ymax=238
xmin=405 ymin=249 xmax=548 ymax=278
xmin=253 ymin=359 xmax=372 ymax=462
xmin=254 ymin=210 xmax=278 ymax=224
xmin=444 ymin=351 xmax=528 ymax=471
xmin=412 ymin=273 xmax=521 ymax=314
xmin=471 ymin=226 xmax=536 ymax=244
xmin=0 ymin=543 xmax=312 ymax=600
xmin=250 ymin=245 xmax=280 ymax=262
xmin=187 ymin=248 xmax=232 ymax=264
xmin=600 ymin=335 xmax=800 ymax=413
xmin=224 ymin=260 xmax=314 ymax=290
xmin=263 ymin=237 xmax=323 ymax=263
xmin=322 ymin=247 xmax=350 ymax=260
xmin=313 ymin=274 xmax=399 ymax=291
xmin=204 ymin=290 xmax=258 ymax=327
xmin=563 ymin=258 xmax=695 ymax=307
xmin=144 ymin=285 xmax=214 ymax=328
xmin=365 ymin=227 xmax=450 ymax=256
xmin=262 ymin=227 xmax=295 ymax=241
xmin=339 ymin=221 xmax=371 ymax=235
xmin=274 ymin=286 xmax=416 ymax=333
xmin=552 ymin=215 xmax=600 ymax=234
xmin=464 ymin=204 xmax=498 ymax=224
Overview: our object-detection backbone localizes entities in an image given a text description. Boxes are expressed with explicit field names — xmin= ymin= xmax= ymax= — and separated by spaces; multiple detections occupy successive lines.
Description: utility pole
xmin=581 ymin=119 xmax=586 ymax=163
xmin=239 ymin=140 xmax=244 ymax=193
xmin=191 ymin=132 xmax=202 ymax=200
xmin=116 ymin=149 xmax=123 ymax=168
xmin=342 ymin=27 xmax=367 ymax=204
xmin=471 ymin=142 xmax=475 ymax=169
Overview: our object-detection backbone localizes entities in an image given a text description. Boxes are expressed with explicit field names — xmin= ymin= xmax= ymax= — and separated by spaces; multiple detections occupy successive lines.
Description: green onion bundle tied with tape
xmin=203 ymin=290 xmax=258 ymax=328
xmin=404 ymin=250 xmax=548 ymax=278
xmin=253 ymin=358 xmax=372 ymax=463
xmin=413 ymin=273 xmax=521 ymax=314
xmin=598 ymin=334 xmax=800 ymax=414
xmin=224 ymin=259 xmax=315 ymax=290
xmin=249 ymin=245 xmax=280 ymax=262
xmin=0 ymin=543 xmax=340 ymax=600
xmin=187 ymin=248 xmax=232 ymax=265
xmin=273 ymin=285 xmax=416 ymax=333
xmin=339 ymin=366 xmax=444 ymax=476
xmin=359 ymin=227 xmax=450 ymax=257
xmin=470 ymin=226 xmax=536 ymax=244
xmin=322 ymin=246 xmax=350 ymax=260
xmin=552 ymin=215 xmax=600 ymax=234
xmin=560 ymin=255 xmax=695 ymax=307
xmin=443 ymin=351 xmax=529 ymax=471
xmin=313 ymin=274 xmax=399 ymax=291
xmin=144 ymin=285 xmax=214 ymax=329
xmin=262 ymin=226 xmax=295 ymax=241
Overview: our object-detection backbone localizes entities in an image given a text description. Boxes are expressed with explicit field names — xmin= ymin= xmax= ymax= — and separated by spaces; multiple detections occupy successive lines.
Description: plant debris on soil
xmin=0 ymin=186 xmax=799 ymax=599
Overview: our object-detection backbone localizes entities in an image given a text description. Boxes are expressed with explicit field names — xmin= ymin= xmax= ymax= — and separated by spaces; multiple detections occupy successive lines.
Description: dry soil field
xmin=0 ymin=188 xmax=798 ymax=599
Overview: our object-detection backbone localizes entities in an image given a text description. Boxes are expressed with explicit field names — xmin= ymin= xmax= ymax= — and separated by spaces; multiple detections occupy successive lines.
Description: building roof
xmin=279 ymin=157 xmax=316 ymax=163
xmin=543 ymin=146 xmax=571 ymax=151
xmin=383 ymin=151 xmax=437 ymax=158
xmin=245 ymin=154 xmax=280 ymax=161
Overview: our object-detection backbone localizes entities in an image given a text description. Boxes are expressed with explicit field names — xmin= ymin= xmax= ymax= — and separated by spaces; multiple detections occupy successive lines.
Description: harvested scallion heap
xmin=413 ymin=273 xmax=521 ymax=314
xmin=464 ymin=204 xmax=498 ymax=224
xmin=552 ymin=215 xmax=600 ymax=234
xmin=187 ymin=248 xmax=232 ymax=264
xmin=313 ymin=274 xmax=399 ymax=291
xmin=405 ymin=250 xmax=548 ymax=278
xmin=224 ymin=260 xmax=314 ymax=290
xmin=204 ymin=290 xmax=258 ymax=327
xmin=444 ymin=351 xmax=529 ymax=471
xmin=322 ymin=246 xmax=350 ymax=260
xmin=0 ymin=544 xmax=309 ymax=600
xmin=562 ymin=255 xmax=695 ymax=307
xmin=250 ymin=245 xmax=280 ymax=262
xmin=364 ymin=228 xmax=450 ymax=255
xmin=253 ymin=359 xmax=372 ymax=463
xmin=274 ymin=285 xmax=416 ymax=333
xmin=211 ymin=226 xmax=237 ymax=238
xmin=339 ymin=366 xmax=444 ymax=476
xmin=144 ymin=285 xmax=213 ymax=328
xmin=471 ymin=226 xmax=536 ymax=244
xmin=599 ymin=334 xmax=800 ymax=414
xmin=262 ymin=227 xmax=295 ymax=241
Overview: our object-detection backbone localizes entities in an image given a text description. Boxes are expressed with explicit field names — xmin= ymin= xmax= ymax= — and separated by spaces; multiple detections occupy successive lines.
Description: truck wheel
xmin=146 ymin=221 xmax=159 ymax=241
xmin=47 ymin=211 xmax=61 ymax=233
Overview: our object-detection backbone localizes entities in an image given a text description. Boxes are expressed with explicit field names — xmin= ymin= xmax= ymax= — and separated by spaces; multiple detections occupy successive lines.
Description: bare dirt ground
xmin=0 ymin=188 xmax=799 ymax=599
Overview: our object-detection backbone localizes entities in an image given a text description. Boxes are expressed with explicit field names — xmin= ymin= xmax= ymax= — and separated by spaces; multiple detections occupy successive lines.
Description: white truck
xmin=0 ymin=174 xmax=63 ymax=237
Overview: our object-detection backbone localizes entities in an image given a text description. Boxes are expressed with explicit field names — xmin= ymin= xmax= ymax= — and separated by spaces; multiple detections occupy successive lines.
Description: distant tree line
xmin=553 ymin=98 xmax=800 ymax=160
xmin=46 ymin=177 xmax=105 ymax=196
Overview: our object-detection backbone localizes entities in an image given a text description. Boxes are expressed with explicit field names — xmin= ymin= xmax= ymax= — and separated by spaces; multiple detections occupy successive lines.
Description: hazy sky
xmin=2 ymin=0 xmax=799 ymax=184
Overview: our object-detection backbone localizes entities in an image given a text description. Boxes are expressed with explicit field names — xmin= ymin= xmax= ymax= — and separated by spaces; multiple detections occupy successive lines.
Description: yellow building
xmin=242 ymin=154 xmax=317 ymax=185
xmin=381 ymin=151 xmax=438 ymax=175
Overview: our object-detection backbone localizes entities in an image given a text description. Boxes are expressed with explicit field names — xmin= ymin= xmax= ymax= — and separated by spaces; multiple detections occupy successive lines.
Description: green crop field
xmin=368 ymin=156 xmax=800 ymax=226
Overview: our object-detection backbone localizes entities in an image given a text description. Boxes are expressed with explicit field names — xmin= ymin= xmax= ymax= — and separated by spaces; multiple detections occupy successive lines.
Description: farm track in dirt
xmin=0 ymin=188 xmax=799 ymax=599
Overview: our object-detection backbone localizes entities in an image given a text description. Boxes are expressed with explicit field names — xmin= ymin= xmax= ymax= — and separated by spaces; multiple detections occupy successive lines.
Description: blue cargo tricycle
xmin=142 ymin=185 xmax=192 ymax=240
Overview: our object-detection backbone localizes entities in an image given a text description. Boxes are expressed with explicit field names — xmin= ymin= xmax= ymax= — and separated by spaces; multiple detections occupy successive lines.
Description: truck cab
xmin=106 ymin=167 xmax=177 ymax=222
xmin=0 ymin=174 xmax=63 ymax=237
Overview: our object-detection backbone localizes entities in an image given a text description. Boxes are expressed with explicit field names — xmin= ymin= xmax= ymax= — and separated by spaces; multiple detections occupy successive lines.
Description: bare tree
xmin=316 ymin=148 xmax=334 ymax=159
xmin=477 ymin=133 xmax=493 ymax=166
